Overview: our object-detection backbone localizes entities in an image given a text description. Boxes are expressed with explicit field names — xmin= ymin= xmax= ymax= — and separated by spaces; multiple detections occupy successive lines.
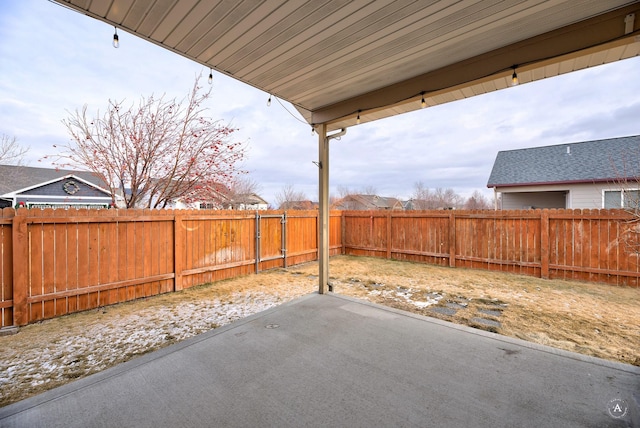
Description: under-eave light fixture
xmin=208 ymin=68 xmax=213 ymax=84
xmin=511 ymin=66 xmax=519 ymax=86
xmin=267 ymin=94 xmax=272 ymax=107
xmin=112 ymin=27 xmax=119 ymax=48
xmin=356 ymin=110 xmax=361 ymax=125
xmin=421 ymin=92 xmax=426 ymax=109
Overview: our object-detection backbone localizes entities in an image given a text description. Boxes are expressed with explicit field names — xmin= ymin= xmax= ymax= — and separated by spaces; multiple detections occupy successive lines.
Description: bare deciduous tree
xmin=331 ymin=185 xmax=351 ymax=208
xmin=409 ymin=182 xmax=466 ymax=210
xmin=0 ymin=134 xmax=29 ymax=165
xmin=49 ymin=76 xmax=246 ymax=208
xmin=228 ymin=176 xmax=261 ymax=196
xmin=224 ymin=176 xmax=264 ymax=209
xmin=275 ymin=184 xmax=307 ymax=209
xmin=410 ymin=181 xmax=433 ymax=209
xmin=433 ymin=187 xmax=463 ymax=209
xmin=336 ymin=185 xmax=352 ymax=199
xmin=359 ymin=184 xmax=378 ymax=195
xmin=464 ymin=190 xmax=491 ymax=210
xmin=610 ymin=150 xmax=640 ymax=254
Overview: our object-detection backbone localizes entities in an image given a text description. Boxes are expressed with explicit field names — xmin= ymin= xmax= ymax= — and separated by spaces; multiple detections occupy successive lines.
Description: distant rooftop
xmin=0 ymin=164 xmax=107 ymax=195
xmin=487 ymin=135 xmax=640 ymax=188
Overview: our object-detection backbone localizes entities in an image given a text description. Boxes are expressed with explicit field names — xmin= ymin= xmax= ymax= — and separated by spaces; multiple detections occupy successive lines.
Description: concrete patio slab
xmin=1 ymin=293 xmax=638 ymax=427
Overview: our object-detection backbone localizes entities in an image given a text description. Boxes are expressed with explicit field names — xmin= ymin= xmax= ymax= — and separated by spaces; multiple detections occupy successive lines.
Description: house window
xmin=624 ymin=190 xmax=640 ymax=209
xmin=604 ymin=190 xmax=640 ymax=209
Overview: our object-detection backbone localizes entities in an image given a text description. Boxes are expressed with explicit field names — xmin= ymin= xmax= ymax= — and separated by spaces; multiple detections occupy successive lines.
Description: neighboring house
xmin=223 ymin=193 xmax=269 ymax=210
xmin=0 ymin=164 xmax=120 ymax=209
xmin=402 ymin=199 xmax=459 ymax=210
xmin=402 ymin=200 xmax=420 ymax=210
xmin=125 ymin=180 xmax=270 ymax=210
xmin=167 ymin=192 xmax=269 ymax=210
xmin=170 ymin=189 xmax=231 ymax=210
xmin=279 ymin=200 xmax=318 ymax=210
xmin=333 ymin=194 xmax=404 ymax=210
xmin=136 ymin=179 xmax=230 ymax=210
xmin=487 ymin=135 xmax=640 ymax=210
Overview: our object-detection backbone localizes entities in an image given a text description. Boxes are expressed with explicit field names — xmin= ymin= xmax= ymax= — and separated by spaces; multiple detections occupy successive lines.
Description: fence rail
xmin=0 ymin=208 xmax=637 ymax=328
xmin=342 ymin=209 xmax=640 ymax=286
xmin=0 ymin=208 xmax=342 ymax=328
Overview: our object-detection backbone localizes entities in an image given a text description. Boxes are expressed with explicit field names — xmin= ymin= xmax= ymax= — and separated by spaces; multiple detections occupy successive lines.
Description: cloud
xmin=1 ymin=0 xmax=640 ymax=205
xmin=539 ymin=101 xmax=640 ymax=142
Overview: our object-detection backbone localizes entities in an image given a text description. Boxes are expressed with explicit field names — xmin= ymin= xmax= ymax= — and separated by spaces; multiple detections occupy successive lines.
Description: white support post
xmin=318 ymin=123 xmax=329 ymax=294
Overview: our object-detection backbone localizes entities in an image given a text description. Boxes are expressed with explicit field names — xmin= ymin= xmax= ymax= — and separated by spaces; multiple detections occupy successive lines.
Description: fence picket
xmin=1 ymin=208 xmax=637 ymax=328
xmin=0 ymin=210 xmax=14 ymax=327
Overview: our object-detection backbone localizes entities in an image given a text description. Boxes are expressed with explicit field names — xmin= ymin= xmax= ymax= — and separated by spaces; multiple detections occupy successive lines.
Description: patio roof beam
xmin=312 ymin=3 xmax=640 ymax=129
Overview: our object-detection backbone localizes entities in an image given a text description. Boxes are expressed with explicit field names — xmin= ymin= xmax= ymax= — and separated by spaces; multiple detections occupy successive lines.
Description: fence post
xmin=255 ymin=211 xmax=260 ymax=273
xmin=12 ymin=210 xmax=28 ymax=326
xmin=340 ymin=211 xmax=345 ymax=255
xmin=449 ymin=211 xmax=456 ymax=268
xmin=540 ymin=209 xmax=550 ymax=279
xmin=282 ymin=212 xmax=287 ymax=268
xmin=174 ymin=212 xmax=183 ymax=291
xmin=386 ymin=211 xmax=392 ymax=259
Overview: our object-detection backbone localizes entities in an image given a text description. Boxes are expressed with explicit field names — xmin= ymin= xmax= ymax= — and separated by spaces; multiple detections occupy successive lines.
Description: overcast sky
xmin=2 ymin=1 xmax=640 ymax=206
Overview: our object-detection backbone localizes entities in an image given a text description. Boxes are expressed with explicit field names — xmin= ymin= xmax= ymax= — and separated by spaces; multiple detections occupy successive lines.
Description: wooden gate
xmin=256 ymin=213 xmax=286 ymax=271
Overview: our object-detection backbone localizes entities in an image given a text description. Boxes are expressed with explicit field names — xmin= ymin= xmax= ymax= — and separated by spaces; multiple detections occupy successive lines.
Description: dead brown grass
xmin=1 ymin=255 xmax=638 ymax=408
xmin=316 ymin=256 xmax=640 ymax=366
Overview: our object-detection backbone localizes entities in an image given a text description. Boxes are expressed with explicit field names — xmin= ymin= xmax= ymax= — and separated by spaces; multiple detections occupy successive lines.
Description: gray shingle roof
xmin=487 ymin=135 xmax=640 ymax=188
xmin=0 ymin=164 xmax=108 ymax=195
xmin=234 ymin=193 xmax=268 ymax=205
xmin=334 ymin=194 xmax=402 ymax=210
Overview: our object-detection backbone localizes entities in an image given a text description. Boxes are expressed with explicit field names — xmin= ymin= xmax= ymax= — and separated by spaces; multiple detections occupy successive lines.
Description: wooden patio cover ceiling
xmin=55 ymin=0 xmax=640 ymax=131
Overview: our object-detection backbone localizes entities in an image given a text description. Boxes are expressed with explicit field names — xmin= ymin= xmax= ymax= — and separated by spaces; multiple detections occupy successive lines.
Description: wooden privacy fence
xmin=1 ymin=208 xmax=638 ymax=328
xmin=0 ymin=208 xmax=342 ymax=328
xmin=342 ymin=209 xmax=640 ymax=287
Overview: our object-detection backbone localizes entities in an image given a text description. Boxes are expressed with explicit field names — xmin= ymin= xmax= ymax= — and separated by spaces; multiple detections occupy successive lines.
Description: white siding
xmin=497 ymin=183 xmax=624 ymax=209
xmin=570 ymin=183 xmax=611 ymax=208
xmin=501 ymin=191 xmax=567 ymax=210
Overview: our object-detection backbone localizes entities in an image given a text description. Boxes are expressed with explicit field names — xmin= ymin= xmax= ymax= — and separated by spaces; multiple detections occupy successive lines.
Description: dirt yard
xmin=1 ymin=255 xmax=638 ymax=407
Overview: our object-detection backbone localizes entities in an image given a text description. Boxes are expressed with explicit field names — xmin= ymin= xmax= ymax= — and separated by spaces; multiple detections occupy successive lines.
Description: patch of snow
xmin=411 ymin=301 xmax=432 ymax=309
xmin=367 ymin=286 xmax=443 ymax=308
xmin=0 ymin=290 xmax=306 ymax=405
